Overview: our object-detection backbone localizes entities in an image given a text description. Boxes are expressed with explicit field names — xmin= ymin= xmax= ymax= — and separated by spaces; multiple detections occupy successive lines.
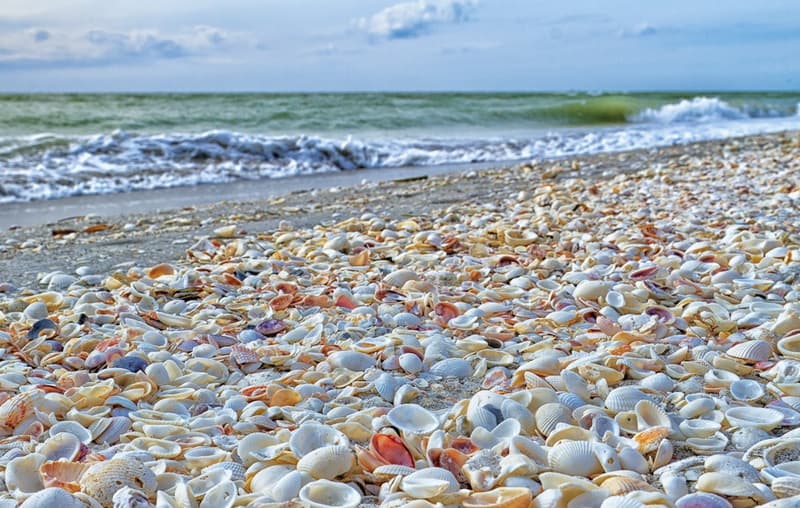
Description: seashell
xmin=639 ymin=372 xmax=675 ymax=393
xmin=290 ymin=422 xmax=350 ymax=458
xmin=634 ymin=400 xmax=672 ymax=431
xmin=704 ymin=369 xmax=739 ymax=389
xmin=399 ymin=353 xmax=424 ymax=374
xmin=296 ymin=445 xmax=355 ymax=480
xmin=198 ymin=480 xmax=237 ymax=508
xmin=535 ymin=402 xmax=573 ymax=437
xmin=686 ymin=432 xmax=729 ymax=455
xmin=772 ymin=476 xmax=800 ymax=499
xmin=679 ymin=419 xmax=721 ymax=439
xmin=18 ymin=488 xmax=85 ymax=508
xmin=727 ymin=339 xmax=773 ymax=363
xmin=387 ymin=404 xmax=439 ymax=435
xmin=430 ymin=358 xmax=472 ymax=378
xmin=6 ymin=453 xmax=46 ymax=496
xmin=462 ymin=449 xmax=501 ymax=491
xmin=548 ymin=441 xmax=618 ymax=477
xmin=113 ymin=355 xmax=149 ymax=373
xmin=384 ymin=269 xmax=420 ymax=287
xmin=605 ymin=387 xmax=654 ymax=414
xmin=298 ymin=479 xmax=362 ymax=508
xmin=328 ymin=351 xmax=376 ymax=371
xmin=695 ymin=471 xmax=766 ymax=501
xmin=400 ymin=467 xmax=459 ymax=499
xmin=632 ymin=426 xmax=671 ymax=454
xmin=462 ymin=487 xmax=533 ymax=508
xmin=38 ymin=432 xmax=82 ymax=461
xmin=183 ymin=447 xmax=227 ymax=471
xmin=618 ymin=446 xmax=650 ymax=474
xmin=600 ymin=476 xmax=657 ymax=496
xmin=730 ymin=378 xmax=765 ymax=402
xmin=0 ymin=390 xmax=40 ymax=431
xmin=111 ymin=486 xmax=151 ymax=508
xmin=203 ymin=461 xmax=245 ymax=482
xmin=731 ymin=426 xmax=771 ymax=451
xmin=675 ymin=493 xmax=733 ymax=508
xmin=40 ymin=460 xmax=91 ymax=493
xmin=80 ymin=458 xmax=157 ymax=507
xmin=49 ymin=421 xmax=92 ymax=444
xmin=704 ymin=454 xmax=760 ymax=483
xmin=764 ymin=439 xmax=800 ymax=468
xmin=725 ymin=406 xmax=783 ymax=431
xmin=679 ymin=397 xmax=716 ymax=419
xmin=255 ymin=318 xmax=286 ymax=336
xmin=129 ymin=437 xmax=182 ymax=458
xmin=449 ymin=314 xmax=480 ymax=330
xmin=778 ymin=335 xmax=800 ymax=360
xmin=573 ymin=280 xmax=610 ymax=301
xmin=93 ymin=416 xmax=131 ymax=445
xmin=268 ymin=470 xmax=313 ymax=502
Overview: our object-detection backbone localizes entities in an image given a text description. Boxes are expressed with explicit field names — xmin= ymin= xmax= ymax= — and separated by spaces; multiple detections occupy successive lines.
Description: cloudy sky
xmin=0 ymin=0 xmax=798 ymax=92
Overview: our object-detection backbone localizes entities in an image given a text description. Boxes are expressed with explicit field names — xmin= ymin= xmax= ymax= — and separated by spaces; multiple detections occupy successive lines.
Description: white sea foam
xmin=0 ymin=116 xmax=798 ymax=203
xmin=633 ymin=97 xmax=757 ymax=123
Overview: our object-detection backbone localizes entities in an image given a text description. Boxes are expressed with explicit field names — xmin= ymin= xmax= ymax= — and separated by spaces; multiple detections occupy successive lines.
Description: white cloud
xmin=0 ymin=25 xmax=261 ymax=68
xmin=618 ymin=22 xmax=658 ymax=38
xmin=354 ymin=0 xmax=477 ymax=40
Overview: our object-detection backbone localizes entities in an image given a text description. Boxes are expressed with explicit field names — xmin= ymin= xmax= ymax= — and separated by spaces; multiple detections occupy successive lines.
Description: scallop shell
xmin=725 ymin=406 xmax=783 ymax=431
xmin=387 ymin=404 xmax=440 ymax=435
xmin=0 ymin=390 xmax=41 ymax=430
xmin=535 ymin=402 xmax=573 ymax=437
xmin=296 ymin=445 xmax=355 ymax=480
xmin=639 ymin=373 xmax=675 ymax=393
xmin=605 ymin=387 xmax=654 ymax=414
xmin=290 ymin=422 xmax=350 ymax=458
xmin=79 ymin=458 xmax=157 ymax=507
xmin=727 ymin=339 xmax=773 ymax=363
xmin=429 ymin=358 xmax=472 ymax=378
xmin=18 ymin=488 xmax=86 ymax=508
xmin=548 ymin=441 xmax=604 ymax=477
xmin=600 ymin=476 xmax=657 ymax=496
xmin=400 ymin=467 xmax=460 ymax=499
xmin=399 ymin=353 xmax=424 ymax=374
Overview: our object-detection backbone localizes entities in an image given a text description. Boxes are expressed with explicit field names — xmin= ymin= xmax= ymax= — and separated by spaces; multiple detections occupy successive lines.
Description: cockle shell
xmin=727 ymin=339 xmax=773 ymax=363
xmin=605 ymin=387 xmax=654 ymax=414
xmin=640 ymin=373 xmax=675 ymax=393
xmin=299 ymin=479 xmax=362 ymax=508
xmin=729 ymin=379 xmax=765 ymax=402
xmin=778 ymin=336 xmax=800 ymax=360
xmin=547 ymin=441 xmax=619 ymax=477
xmin=0 ymin=390 xmax=41 ymax=431
xmin=296 ymin=445 xmax=355 ymax=480
xmin=80 ymin=458 xmax=157 ymax=507
xmin=387 ymin=404 xmax=439 ymax=435
xmin=535 ymin=402 xmax=573 ymax=437
xmin=429 ymin=358 xmax=472 ymax=378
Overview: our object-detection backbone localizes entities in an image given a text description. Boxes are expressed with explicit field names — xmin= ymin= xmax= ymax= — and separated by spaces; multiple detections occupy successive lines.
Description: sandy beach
xmin=1 ymin=131 xmax=800 ymax=507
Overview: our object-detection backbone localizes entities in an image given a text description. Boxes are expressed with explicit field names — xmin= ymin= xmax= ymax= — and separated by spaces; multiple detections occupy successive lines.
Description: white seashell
xmin=605 ymin=290 xmax=626 ymax=309
xmin=298 ymin=479 xmax=362 ymax=508
xmin=725 ymin=406 xmax=783 ymax=431
xmin=249 ymin=465 xmax=293 ymax=496
xmin=429 ymin=358 xmax=472 ymax=377
xmin=679 ymin=397 xmax=716 ymax=419
xmin=296 ymin=445 xmax=354 ymax=480
xmin=373 ymin=372 xmax=400 ymax=401
xmin=448 ymin=314 xmax=480 ymax=330
xmin=605 ymin=387 xmax=654 ymax=414
xmin=661 ymin=471 xmax=688 ymax=501
xmin=763 ymin=439 xmax=800 ymax=468
xmin=19 ymin=488 xmax=85 ymax=508
xmin=500 ymin=398 xmax=535 ymax=435
xmin=771 ymin=476 xmax=800 ymax=499
xmin=704 ymin=454 xmax=760 ymax=483
xmin=640 ymin=372 xmax=675 ymax=393
xmin=730 ymin=379 xmax=765 ymax=402
xmin=38 ymin=432 xmax=82 ymax=461
xmin=634 ymin=400 xmax=672 ymax=431
xmin=535 ymin=402 xmax=573 ymax=437
xmin=695 ymin=471 xmax=766 ymax=501
xmin=387 ymin=404 xmax=439 ymax=435
xmin=573 ymin=280 xmax=610 ymax=301
xmin=686 ymin=432 xmax=729 ymax=455
xmin=400 ymin=467 xmax=459 ymax=499
xmin=6 ymin=453 xmax=46 ymax=497
xmin=384 ymin=269 xmax=420 ymax=287
xmin=289 ymin=422 xmax=350 ymax=458
xmin=49 ymin=421 xmax=92 ymax=444
xmin=679 ymin=419 xmax=721 ymax=439
xmin=675 ymin=493 xmax=732 ymax=508
xmin=270 ymin=470 xmax=313 ymax=502
xmin=727 ymin=339 xmax=773 ymax=363
xmin=399 ymin=353 xmax=424 ymax=374
xmin=562 ymin=370 xmax=591 ymax=402
xmin=704 ymin=369 xmax=739 ymax=389
xmin=778 ymin=335 xmax=800 ymax=360
xmin=467 ymin=391 xmax=504 ymax=431
xmin=618 ymin=446 xmax=650 ymax=474
xmin=327 ymin=351 xmax=375 ymax=371
xmin=199 ymin=480 xmax=237 ymax=508
xmin=547 ymin=441 xmax=603 ymax=477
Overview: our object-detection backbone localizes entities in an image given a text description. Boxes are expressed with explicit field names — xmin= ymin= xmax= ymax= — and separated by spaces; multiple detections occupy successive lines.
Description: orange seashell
xmin=335 ymin=294 xmax=357 ymax=310
xmin=356 ymin=445 xmax=385 ymax=473
xmin=632 ymin=426 xmax=671 ymax=454
xmin=241 ymin=385 xmax=270 ymax=402
xmin=434 ymin=302 xmax=460 ymax=325
xmin=481 ymin=369 xmax=510 ymax=390
xmin=269 ymin=388 xmax=302 ymax=407
xmin=450 ymin=437 xmax=480 ymax=455
xmin=0 ymin=390 xmax=40 ymax=430
xmin=300 ymin=294 xmax=331 ymax=308
xmin=40 ymin=460 xmax=91 ymax=493
xmin=348 ymin=249 xmax=371 ymax=266
xmin=269 ymin=293 xmax=294 ymax=311
xmin=371 ymin=434 xmax=414 ymax=467
xmin=147 ymin=263 xmax=175 ymax=279
xmin=430 ymin=447 xmax=468 ymax=483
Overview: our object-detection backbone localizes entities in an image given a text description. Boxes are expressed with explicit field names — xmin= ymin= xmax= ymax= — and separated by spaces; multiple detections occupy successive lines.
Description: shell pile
xmin=0 ymin=135 xmax=799 ymax=508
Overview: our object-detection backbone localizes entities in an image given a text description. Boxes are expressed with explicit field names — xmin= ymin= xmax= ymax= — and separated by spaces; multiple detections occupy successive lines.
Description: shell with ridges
xmin=296 ymin=445 xmax=355 ymax=480
xmin=535 ymin=402 xmax=573 ymax=437
xmin=79 ymin=458 xmax=157 ymax=507
xmin=289 ymin=422 xmax=350 ymax=458
xmin=605 ymin=387 xmax=654 ymax=414
xmin=727 ymin=339 xmax=772 ymax=363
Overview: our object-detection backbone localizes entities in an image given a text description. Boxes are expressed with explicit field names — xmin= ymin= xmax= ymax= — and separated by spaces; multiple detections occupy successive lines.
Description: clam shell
xmin=384 ymin=269 xmax=420 ymax=287
xmin=290 ymin=422 xmax=350 ymax=458
xmin=634 ymin=400 xmax=672 ymax=431
xmin=704 ymin=454 xmax=760 ymax=483
xmin=38 ymin=432 xmax=82 ymax=461
xmin=296 ymin=445 xmax=355 ymax=480
xmin=725 ymin=406 xmax=783 ymax=431
xmin=328 ymin=351 xmax=376 ymax=371
xmin=462 ymin=487 xmax=533 ymax=508
xmin=679 ymin=419 xmax=721 ymax=439
xmin=6 ymin=453 xmax=46 ymax=496
xmin=686 ymin=432 xmax=729 ymax=455
xmin=399 ymin=353 xmax=424 ymax=374
xmin=18 ymin=488 xmax=85 ymax=508
xmin=675 ymin=493 xmax=733 ymax=508
xmin=429 ymin=358 xmax=472 ymax=378
xmin=80 ymin=458 xmax=157 ymax=507
xmin=727 ymin=339 xmax=773 ymax=363
xmin=298 ymin=479 xmax=361 ymax=508
xmin=605 ymin=387 xmax=654 ymax=414
xmin=199 ymin=480 xmax=237 ymax=508
xmin=387 ymin=404 xmax=439 ymax=435
xmin=535 ymin=402 xmax=573 ymax=437
xmin=639 ymin=373 xmax=675 ymax=393
xmin=400 ymin=467 xmax=460 ymax=499
xmin=730 ymin=379 xmax=765 ymax=402
xmin=695 ymin=471 xmax=766 ymax=500
xmin=778 ymin=335 xmax=800 ymax=360
xmin=49 ymin=421 xmax=92 ymax=444
xmin=772 ymin=476 xmax=800 ymax=499
xmin=40 ymin=460 xmax=91 ymax=493
xmin=270 ymin=470 xmax=313 ymax=502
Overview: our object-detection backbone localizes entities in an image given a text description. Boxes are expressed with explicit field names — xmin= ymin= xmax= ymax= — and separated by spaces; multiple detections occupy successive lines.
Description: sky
xmin=0 ymin=0 xmax=798 ymax=92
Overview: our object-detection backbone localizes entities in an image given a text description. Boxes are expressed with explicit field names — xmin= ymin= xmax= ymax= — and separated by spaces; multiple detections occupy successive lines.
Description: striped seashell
xmin=605 ymin=387 xmax=655 ymax=414
xmin=296 ymin=445 xmax=355 ymax=480
xmin=547 ymin=441 xmax=603 ymax=477
xmin=727 ymin=339 xmax=772 ymax=363
xmin=535 ymin=402 xmax=573 ymax=437
xmin=600 ymin=476 xmax=658 ymax=496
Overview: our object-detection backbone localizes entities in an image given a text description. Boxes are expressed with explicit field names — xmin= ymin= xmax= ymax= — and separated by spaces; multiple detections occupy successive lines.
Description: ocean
xmin=0 ymin=92 xmax=798 ymax=203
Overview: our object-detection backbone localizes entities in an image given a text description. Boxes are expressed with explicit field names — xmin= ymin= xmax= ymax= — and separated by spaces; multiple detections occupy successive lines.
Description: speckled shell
xmin=535 ymin=402 xmax=573 ymax=437
xmin=80 ymin=458 xmax=157 ymax=507
xmin=296 ymin=445 xmax=355 ymax=480
xmin=727 ymin=339 xmax=773 ymax=363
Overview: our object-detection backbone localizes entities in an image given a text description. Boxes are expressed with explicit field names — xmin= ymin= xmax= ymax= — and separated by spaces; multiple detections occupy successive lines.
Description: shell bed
xmin=0 ymin=135 xmax=800 ymax=507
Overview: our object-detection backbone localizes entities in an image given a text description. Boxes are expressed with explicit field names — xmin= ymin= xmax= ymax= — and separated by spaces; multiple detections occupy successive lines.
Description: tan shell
xmin=80 ymin=458 xmax=157 ymax=507
xmin=600 ymin=476 xmax=658 ymax=496
xmin=296 ymin=445 xmax=355 ymax=480
xmin=548 ymin=441 xmax=606 ymax=477
xmin=462 ymin=487 xmax=533 ymax=508
xmin=727 ymin=339 xmax=773 ymax=363
xmin=40 ymin=460 xmax=91 ymax=493
xmin=0 ymin=390 xmax=41 ymax=430
xmin=298 ymin=479 xmax=362 ymax=508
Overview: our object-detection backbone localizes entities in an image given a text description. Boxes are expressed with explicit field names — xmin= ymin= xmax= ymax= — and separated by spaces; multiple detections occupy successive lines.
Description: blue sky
xmin=0 ymin=0 xmax=798 ymax=92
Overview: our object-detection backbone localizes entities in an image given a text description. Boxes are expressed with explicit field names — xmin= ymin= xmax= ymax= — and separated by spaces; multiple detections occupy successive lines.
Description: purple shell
xmin=113 ymin=355 xmax=149 ymax=373
xmin=255 ymin=319 xmax=286 ymax=336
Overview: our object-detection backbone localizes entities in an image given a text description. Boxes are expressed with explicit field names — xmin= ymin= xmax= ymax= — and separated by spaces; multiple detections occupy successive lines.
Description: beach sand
xmin=2 ymin=131 xmax=796 ymax=288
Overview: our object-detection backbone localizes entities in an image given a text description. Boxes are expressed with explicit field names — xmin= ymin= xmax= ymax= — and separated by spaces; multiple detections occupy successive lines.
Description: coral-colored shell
xmin=0 ymin=390 xmax=40 ymax=430
xmin=371 ymin=433 xmax=414 ymax=467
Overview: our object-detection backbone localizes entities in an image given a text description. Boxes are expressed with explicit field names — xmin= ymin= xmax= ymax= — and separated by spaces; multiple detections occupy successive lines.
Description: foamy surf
xmin=0 ymin=93 xmax=799 ymax=203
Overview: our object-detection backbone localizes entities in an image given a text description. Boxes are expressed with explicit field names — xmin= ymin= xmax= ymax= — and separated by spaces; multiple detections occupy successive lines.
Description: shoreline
xmin=0 ymin=130 xmax=797 ymax=288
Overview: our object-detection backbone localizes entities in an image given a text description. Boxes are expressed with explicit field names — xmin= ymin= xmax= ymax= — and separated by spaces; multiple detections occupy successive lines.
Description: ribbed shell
xmin=605 ymin=387 xmax=654 ymax=414
xmin=429 ymin=358 xmax=472 ymax=378
xmin=535 ymin=403 xmax=573 ymax=437
xmin=400 ymin=467 xmax=459 ymax=498
xmin=0 ymin=390 xmax=41 ymax=430
xmin=727 ymin=339 xmax=772 ymax=363
xmin=80 ymin=458 xmax=157 ymax=507
xmin=640 ymin=373 xmax=675 ymax=392
xmin=547 ymin=441 xmax=602 ymax=477
xmin=296 ymin=445 xmax=354 ymax=480
xmin=601 ymin=476 xmax=657 ymax=496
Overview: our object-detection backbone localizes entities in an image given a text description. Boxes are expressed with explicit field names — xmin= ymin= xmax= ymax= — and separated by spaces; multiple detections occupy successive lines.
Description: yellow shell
xmin=80 ymin=458 xmax=157 ymax=506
